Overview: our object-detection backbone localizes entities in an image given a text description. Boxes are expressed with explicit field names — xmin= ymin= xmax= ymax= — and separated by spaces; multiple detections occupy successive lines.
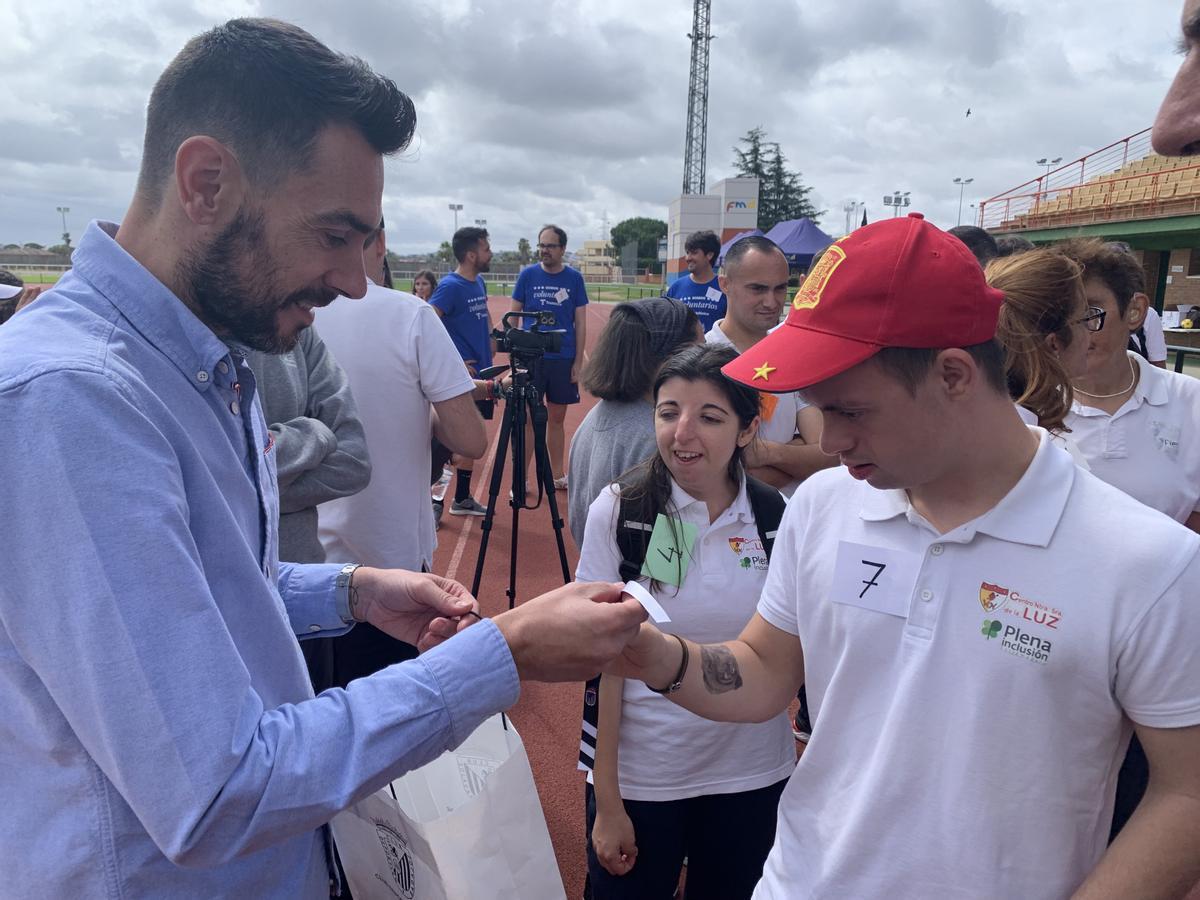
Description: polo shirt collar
xmin=669 ymin=471 xmax=755 ymax=525
xmin=1071 ymin=351 xmax=1167 ymax=418
xmin=858 ymin=428 xmax=1074 ymax=548
xmin=72 ymin=221 xmax=234 ymax=393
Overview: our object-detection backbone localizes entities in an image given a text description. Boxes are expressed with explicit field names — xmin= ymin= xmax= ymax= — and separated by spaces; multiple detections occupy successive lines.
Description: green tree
xmin=46 ymin=244 xmax=71 ymax=256
xmin=22 ymin=242 xmax=44 ymax=250
xmin=610 ymin=217 xmax=667 ymax=273
xmin=517 ymin=237 xmax=532 ymax=264
xmin=435 ymin=240 xmax=453 ymax=263
xmin=731 ymin=127 xmax=822 ymax=231
xmin=3 ymin=243 xmax=20 ymax=250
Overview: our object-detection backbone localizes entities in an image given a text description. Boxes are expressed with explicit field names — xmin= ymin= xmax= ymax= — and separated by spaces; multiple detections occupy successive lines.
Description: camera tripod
xmin=470 ymin=354 xmax=572 ymax=609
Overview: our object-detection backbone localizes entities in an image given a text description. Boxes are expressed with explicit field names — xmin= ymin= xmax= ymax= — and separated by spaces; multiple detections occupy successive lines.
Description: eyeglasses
xmin=536 ymin=243 xmax=562 ymax=251
xmin=1076 ymin=306 xmax=1107 ymax=332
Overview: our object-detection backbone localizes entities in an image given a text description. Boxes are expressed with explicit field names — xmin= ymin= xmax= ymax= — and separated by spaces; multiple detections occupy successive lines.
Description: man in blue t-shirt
xmin=664 ymin=229 xmax=726 ymax=333
xmin=431 ymin=226 xmax=494 ymax=516
xmin=511 ymin=224 xmax=589 ymax=490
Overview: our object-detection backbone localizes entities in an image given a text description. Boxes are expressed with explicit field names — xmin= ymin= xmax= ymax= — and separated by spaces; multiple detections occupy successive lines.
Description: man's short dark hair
xmin=452 ymin=227 xmax=489 ymax=263
xmin=539 ymin=224 xmax=568 ymax=248
xmin=684 ymin=230 xmax=720 ymax=266
xmin=994 ymin=235 xmax=1035 ymax=258
xmin=873 ymin=342 xmax=1007 ymax=396
xmin=723 ymin=235 xmax=784 ymax=274
xmin=947 ymin=226 xmax=999 ymax=268
xmin=136 ymin=18 xmax=416 ymax=204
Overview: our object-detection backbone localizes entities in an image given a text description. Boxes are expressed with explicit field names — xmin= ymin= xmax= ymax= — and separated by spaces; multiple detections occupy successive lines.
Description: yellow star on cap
xmin=752 ymin=362 xmax=776 ymax=382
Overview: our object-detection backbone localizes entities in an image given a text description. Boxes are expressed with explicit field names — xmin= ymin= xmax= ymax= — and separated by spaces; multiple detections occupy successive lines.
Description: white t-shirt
xmin=1065 ymin=351 xmax=1200 ymax=524
xmin=1014 ymin=405 xmax=1090 ymax=469
xmin=1142 ymin=307 xmax=1168 ymax=364
xmin=316 ymin=282 xmax=474 ymax=570
xmin=705 ymin=321 xmax=806 ymax=446
xmin=753 ymin=430 xmax=1200 ymax=899
xmin=576 ymin=478 xmax=796 ymax=802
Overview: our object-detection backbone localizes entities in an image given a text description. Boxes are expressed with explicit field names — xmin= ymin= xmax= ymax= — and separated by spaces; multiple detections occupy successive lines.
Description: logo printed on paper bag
xmin=457 ymin=754 xmax=500 ymax=796
xmin=373 ymin=821 xmax=416 ymax=899
xmin=793 ymin=243 xmax=846 ymax=310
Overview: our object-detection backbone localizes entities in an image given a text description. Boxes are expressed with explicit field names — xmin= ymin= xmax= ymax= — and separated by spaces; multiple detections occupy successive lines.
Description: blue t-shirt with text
xmin=665 ymin=273 xmax=726 ymax=333
xmin=512 ymin=264 xmax=589 ymax=360
xmin=430 ymin=273 xmax=492 ymax=371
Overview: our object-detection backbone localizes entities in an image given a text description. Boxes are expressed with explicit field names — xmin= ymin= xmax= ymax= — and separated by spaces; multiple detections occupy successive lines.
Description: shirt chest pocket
xmin=1151 ymin=420 xmax=1181 ymax=461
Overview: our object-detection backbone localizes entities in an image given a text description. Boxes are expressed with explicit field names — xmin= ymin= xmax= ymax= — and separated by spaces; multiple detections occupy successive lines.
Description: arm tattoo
xmin=700 ymin=645 xmax=743 ymax=694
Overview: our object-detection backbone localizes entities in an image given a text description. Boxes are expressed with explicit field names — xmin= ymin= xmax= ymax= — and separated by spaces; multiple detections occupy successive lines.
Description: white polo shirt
xmin=316 ymin=282 xmax=474 ymax=570
xmin=577 ymin=477 xmax=796 ymax=802
xmin=705 ymin=321 xmax=806 ymax=446
xmin=1065 ymin=351 xmax=1200 ymax=524
xmin=754 ymin=430 xmax=1200 ymax=899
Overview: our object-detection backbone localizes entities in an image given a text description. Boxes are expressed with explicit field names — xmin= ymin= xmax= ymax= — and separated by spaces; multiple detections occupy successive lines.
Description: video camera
xmin=493 ymin=311 xmax=563 ymax=359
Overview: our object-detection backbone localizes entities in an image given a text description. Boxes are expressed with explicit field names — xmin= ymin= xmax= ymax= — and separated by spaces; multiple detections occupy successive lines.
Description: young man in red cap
xmin=611 ymin=214 xmax=1200 ymax=899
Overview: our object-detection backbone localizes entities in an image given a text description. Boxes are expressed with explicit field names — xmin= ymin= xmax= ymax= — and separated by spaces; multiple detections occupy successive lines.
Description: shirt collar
xmin=669 ymin=472 xmax=755 ymax=525
xmin=72 ymin=221 xmax=235 ymax=393
xmin=858 ymin=428 xmax=1074 ymax=548
xmin=1070 ymin=351 xmax=1167 ymax=417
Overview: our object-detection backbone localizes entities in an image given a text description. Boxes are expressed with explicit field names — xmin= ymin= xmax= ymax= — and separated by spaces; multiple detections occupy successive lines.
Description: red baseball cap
xmin=722 ymin=213 xmax=1005 ymax=392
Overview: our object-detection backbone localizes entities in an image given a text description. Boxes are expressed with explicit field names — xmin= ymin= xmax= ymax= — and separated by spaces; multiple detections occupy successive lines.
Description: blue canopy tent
xmin=717 ymin=229 xmax=764 ymax=265
xmin=763 ymin=218 xmax=834 ymax=270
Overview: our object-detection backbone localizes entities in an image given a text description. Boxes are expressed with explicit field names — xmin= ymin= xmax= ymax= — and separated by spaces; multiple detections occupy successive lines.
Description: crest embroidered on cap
xmin=794 ymin=243 xmax=846 ymax=310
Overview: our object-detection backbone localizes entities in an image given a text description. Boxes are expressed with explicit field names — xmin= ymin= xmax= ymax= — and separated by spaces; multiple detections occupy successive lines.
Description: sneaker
xmin=432 ymin=500 xmax=443 ymax=530
xmin=449 ymin=497 xmax=487 ymax=516
xmin=553 ymin=475 xmax=569 ymax=491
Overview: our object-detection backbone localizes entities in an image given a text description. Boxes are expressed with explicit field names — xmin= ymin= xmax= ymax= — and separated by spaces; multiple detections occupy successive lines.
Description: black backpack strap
xmin=743 ymin=475 xmax=786 ymax=560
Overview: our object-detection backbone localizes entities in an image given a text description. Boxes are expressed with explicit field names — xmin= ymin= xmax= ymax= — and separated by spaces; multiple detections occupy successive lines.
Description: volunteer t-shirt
xmin=512 ymin=264 xmax=589 ymax=360
xmin=705 ymin=321 xmax=806 ymax=445
xmin=752 ymin=430 xmax=1200 ymax=899
xmin=577 ymin=478 xmax=796 ymax=802
xmin=430 ymin=272 xmax=492 ymax=371
xmin=665 ymin=273 xmax=727 ymax=333
xmin=317 ymin=282 xmax=474 ymax=570
xmin=1065 ymin=351 xmax=1200 ymax=524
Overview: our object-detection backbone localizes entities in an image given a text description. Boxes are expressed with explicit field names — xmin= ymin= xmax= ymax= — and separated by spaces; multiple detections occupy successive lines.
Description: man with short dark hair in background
xmin=512 ymin=223 xmax=589 ymax=490
xmin=0 ymin=19 xmax=647 ymax=896
xmin=430 ymin=225 xmax=494 ymax=516
xmin=665 ymin=229 xmax=726 ymax=332
xmin=947 ymin=225 xmax=999 ymax=268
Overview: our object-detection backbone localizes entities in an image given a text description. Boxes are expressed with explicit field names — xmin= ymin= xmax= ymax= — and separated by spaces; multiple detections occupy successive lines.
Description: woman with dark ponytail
xmin=577 ymin=343 xmax=796 ymax=900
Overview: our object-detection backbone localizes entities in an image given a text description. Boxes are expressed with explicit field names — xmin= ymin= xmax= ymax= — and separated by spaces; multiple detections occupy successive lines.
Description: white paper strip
xmin=622 ymin=580 xmax=671 ymax=624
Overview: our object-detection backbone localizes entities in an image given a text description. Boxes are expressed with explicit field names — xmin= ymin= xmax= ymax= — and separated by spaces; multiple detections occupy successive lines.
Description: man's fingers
xmin=418 ymin=575 xmax=476 ymax=617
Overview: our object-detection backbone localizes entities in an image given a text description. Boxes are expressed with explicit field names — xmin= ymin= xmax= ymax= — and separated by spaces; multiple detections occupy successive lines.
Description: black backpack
xmin=577 ymin=476 xmax=786 ymax=771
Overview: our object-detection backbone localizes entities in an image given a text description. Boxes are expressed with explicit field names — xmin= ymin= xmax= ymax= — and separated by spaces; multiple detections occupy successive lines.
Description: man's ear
xmin=174 ymin=136 xmax=246 ymax=226
xmin=934 ymin=348 xmax=978 ymax=399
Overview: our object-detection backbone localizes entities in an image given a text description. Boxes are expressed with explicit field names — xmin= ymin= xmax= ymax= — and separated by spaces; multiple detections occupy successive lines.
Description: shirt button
xmin=217 ymin=360 xmax=229 ymax=374
xmin=230 ymin=400 xmax=241 ymax=415
xmin=920 ymin=589 xmax=934 ymax=601
xmin=196 ymin=370 xmax=209 ymax=383
xmin=930 ymin=544 xmax=944 ymax=556
xmin=308 ymin=624 xmax=321 ymax=633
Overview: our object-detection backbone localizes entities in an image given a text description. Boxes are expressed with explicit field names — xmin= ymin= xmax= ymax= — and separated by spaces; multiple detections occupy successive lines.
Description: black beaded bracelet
xmin=647 ymin=633 xmax=689 ymax=695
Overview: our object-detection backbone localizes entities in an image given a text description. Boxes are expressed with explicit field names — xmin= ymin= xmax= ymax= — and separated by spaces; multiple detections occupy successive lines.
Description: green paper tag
xmin=640 ymin=514 xmax=697 ymax=587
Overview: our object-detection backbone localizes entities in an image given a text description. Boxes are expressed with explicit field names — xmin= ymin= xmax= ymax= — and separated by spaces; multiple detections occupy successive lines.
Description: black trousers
xmin=585 ymin=777 xmax=788 ymax=900
xmin=1109 ymin=735 xmax=1148 ymax=841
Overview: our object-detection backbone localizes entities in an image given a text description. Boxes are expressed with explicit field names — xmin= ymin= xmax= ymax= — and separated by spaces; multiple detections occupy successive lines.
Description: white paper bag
xmin=332 ymin=715 xmax=566 ymax=900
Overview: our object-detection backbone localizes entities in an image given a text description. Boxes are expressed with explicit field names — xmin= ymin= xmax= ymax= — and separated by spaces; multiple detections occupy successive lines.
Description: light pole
xmin=56 ymin=206 xmax=71 ymax=248
xmin=953 ymin=177 xmax=974 ymax=226
xmin=474 ymin=218 xmax=487 ymax=228
xmin=448 ymin=203 xmax=463 ymax=232
xmin=1034 ymin=157 xmax=1061 ymax=208
xmin=882 ymin=191 xmax=911 ymax=218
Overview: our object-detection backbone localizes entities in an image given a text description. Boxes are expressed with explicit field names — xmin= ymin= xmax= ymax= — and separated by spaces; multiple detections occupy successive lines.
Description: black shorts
xmin=475 ymin=398 xmax=494 ymax=420
xmin=532 ymin=356 xmax=580 ymax=405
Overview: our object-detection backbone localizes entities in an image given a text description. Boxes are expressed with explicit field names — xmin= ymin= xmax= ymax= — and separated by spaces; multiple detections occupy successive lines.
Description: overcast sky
xmin=0 ymin=0 xmax=1188 ymax=253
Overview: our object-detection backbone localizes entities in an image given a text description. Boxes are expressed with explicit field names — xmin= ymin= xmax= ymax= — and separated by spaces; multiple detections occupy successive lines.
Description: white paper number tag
xmin=829 ymin=541 xmax=922 ymax=618
xmin=705 ymin=285 xmax=723 ymax=303
xmin=622 ymin=580 xmax=671 ymax=624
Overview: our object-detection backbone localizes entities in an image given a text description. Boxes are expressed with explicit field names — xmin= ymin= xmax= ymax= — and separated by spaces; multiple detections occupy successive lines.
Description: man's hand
xmin=15 ymin=284 xmax=50 ymax=313
xmin=493 ymin=582 xmax=647 ymax=681
xmin=592 ymin=807 xmax=638 ymax=876
xmin=350 ymin=567 xmax=480 ymax=652
xmin=606 ymin=621 xmax=676 ymax=686
xmin=570 ymin=359 xmax=580 ymax=384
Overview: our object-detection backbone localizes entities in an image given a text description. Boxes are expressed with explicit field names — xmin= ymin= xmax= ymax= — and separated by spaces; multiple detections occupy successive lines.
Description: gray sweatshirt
xmin=244 ymin=327 xmax=371 ymax=563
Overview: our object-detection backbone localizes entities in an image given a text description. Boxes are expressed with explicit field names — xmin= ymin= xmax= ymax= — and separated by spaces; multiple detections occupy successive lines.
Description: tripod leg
xmin=529 ymin=394 xmax=573 ymax=585
xmin=471 ymin=405 xmax=513 ymax=599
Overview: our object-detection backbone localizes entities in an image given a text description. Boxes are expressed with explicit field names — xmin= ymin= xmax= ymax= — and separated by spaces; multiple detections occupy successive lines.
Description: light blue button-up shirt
xmin=0 ymin=222 xmax=520 ymax=897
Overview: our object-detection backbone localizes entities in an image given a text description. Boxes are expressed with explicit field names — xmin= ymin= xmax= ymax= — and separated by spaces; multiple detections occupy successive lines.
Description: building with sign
xmin=665 ymin=177 xmax=760 ymax=284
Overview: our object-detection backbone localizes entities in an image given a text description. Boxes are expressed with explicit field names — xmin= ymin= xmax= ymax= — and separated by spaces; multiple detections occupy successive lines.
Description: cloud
xmin=0 ymin=0 xmax=1187 ymax=251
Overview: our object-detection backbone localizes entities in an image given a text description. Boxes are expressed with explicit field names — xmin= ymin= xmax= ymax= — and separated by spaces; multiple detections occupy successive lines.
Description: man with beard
xmin=665 ymin=229 xmax=726 ymax=332
xmin=0 ymin=19 xmax=647 ymax=897
xmin=430 ymin=225 xmax=494 ymax=516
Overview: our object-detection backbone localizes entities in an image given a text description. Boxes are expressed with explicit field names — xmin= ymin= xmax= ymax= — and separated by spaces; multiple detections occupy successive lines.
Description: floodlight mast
xmin=682 ymin=0 xmax=713 ymax=195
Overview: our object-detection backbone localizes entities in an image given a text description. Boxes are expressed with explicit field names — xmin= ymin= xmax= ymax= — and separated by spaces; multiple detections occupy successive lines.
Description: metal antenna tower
xmin=682 ymin=0 xmax=713 ymax=195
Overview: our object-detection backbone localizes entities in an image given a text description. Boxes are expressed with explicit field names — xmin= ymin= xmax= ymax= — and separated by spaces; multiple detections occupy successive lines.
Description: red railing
xmin=977 ymin=128 xmax=1187 ymax=230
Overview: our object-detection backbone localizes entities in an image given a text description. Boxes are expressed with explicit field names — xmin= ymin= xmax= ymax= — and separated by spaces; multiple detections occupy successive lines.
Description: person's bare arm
xmin=1185 ymin=510 xmax=1200 ymax=534
xmin=431 ymin=391 xmax=486 ymax=459
xmin=744 ymin=407 xmax=835 ymax=484
xmin=1071 ymin=724 xmax=1200 ymax=899
xmin=591 ymin=674 xmax=637 ymax=876
xmin=609 ymin=613 xmax=803 ymax=724
xmin=572 ymin=305 xmax=588 ymax=383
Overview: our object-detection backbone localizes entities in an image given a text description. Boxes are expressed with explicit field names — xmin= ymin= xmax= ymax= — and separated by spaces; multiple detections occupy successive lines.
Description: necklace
xmin=1074 ymin=356 xmax=1137 ymax=399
